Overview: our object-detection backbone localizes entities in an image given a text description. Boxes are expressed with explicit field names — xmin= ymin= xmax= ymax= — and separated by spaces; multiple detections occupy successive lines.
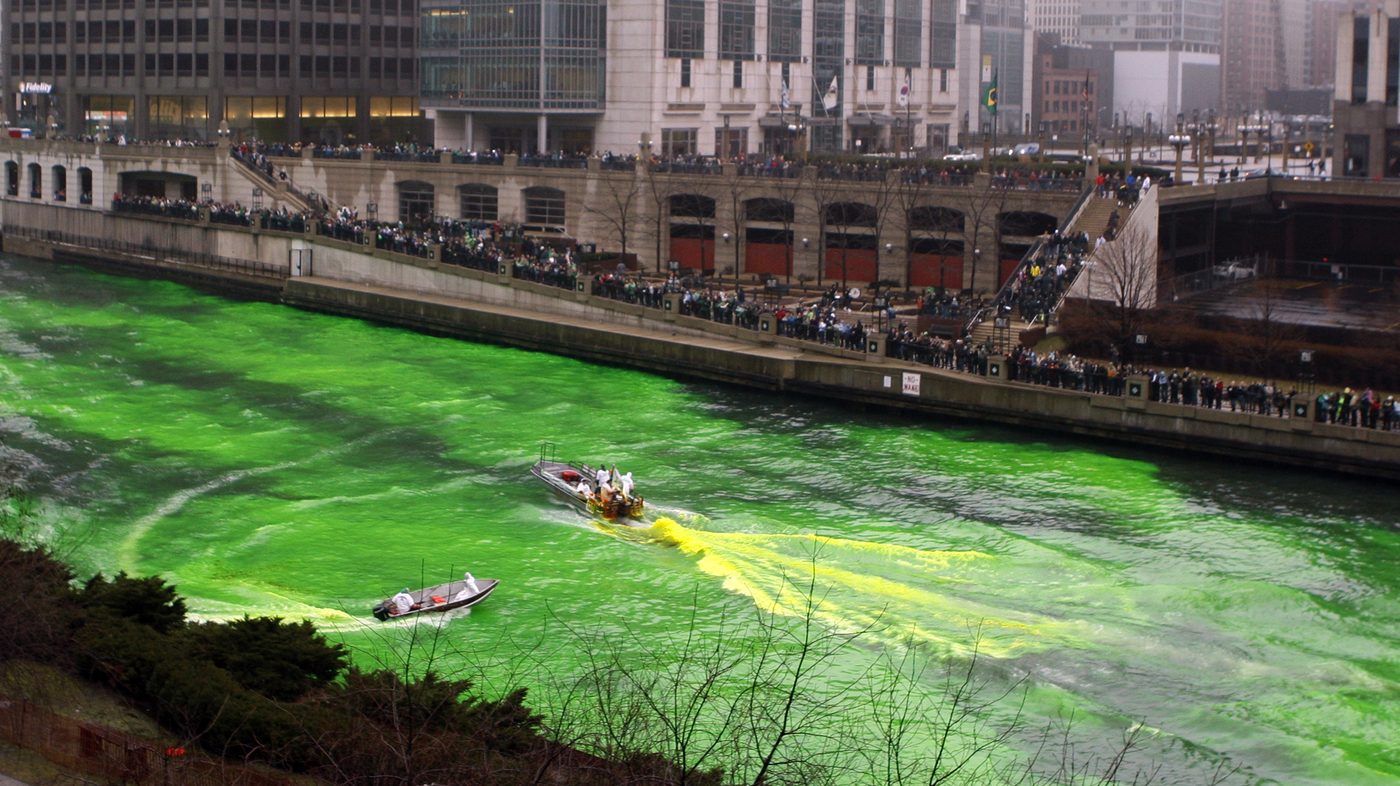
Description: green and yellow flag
xmin=982 ymin=71 xmax=999 ymax=116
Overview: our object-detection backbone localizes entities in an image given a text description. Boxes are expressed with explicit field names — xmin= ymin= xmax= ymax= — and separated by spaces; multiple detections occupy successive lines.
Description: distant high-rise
xmin=1308 ymin=0 xmax=1347 ymax=87
xmin=1027 ymin=0 xmax=1080 ymax=45
xmin=1079 ymin=0 xmax=1222 ymax=121
xmin=1222 ymin=0 xmax=1283 ymax=111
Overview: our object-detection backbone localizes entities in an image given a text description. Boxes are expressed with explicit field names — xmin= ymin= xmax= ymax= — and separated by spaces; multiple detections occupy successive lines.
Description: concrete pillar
xmin=986 ymin=354 xmax=1008 ymax=381
xmin=1288 ymin=394 xmax=1314 ymax=429
xmin=1125 ymin=374 xmax=1150 ymax=409
xmin=865 ymin=334 xmax=884 ymax=358
xmin=465 ymin=113 xmax=475 ymax=151
xmin=662 ymin=292 xmax=680 ymax=321
xmin=538 ymin=114 xmax=548 ymax=154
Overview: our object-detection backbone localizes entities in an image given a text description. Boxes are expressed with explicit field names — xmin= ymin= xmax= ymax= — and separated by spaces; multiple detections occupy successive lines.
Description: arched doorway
xmin=669 ymin=194 xmax=716 ymax=272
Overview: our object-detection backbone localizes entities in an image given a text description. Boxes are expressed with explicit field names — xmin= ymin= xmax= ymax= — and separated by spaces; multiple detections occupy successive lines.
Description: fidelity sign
xmin=19 ymin=82 xmax=53 ymax=94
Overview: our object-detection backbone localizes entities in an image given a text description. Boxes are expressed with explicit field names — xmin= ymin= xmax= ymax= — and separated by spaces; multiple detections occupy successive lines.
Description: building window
xmin=930 ymin=0 xmax=956 ymax=69
xmin=733 ymin=59 xmax=743 ymax=88
xmin=666 ymin=0 xmax=704 ymax=58
xmin=893 ymin=0 xmax=920 ymax=67
xmin=1388 ymin=18 xmax=1399 ymax=107
xmin=680 ymin=57 xmax=691 ymax=87
xmin=719 ymin=0 xmax=754 ymax=60
xmin=715 ymin=127 xmax=747 ymax=158
xmin=940 ymin=68 xmax=948 ymax=93
xmin=28 ymin=164 xmax=41 ymax=199
xmin=661 ymin=127 xmax=697 ymax=156
xmin=1354 ymin=16 xmax=1370 ymax=105
xmin=459 ymin=184 xmax=498 ymax=221
xmin=855 ymin=0 xmax=883 ymax=65
xmin=866 ymin=65 xmax=874 ymax=90
xmin=523 ymin=186 xmax=566 ymax=225
xmin=768 ymin=0 xmax=801 ymax=62
xmin=398 ymin=181 xmax=435 ymax=224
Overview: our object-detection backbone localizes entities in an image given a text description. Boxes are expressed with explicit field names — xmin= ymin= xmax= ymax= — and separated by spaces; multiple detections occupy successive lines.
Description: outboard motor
xmin=371 ymin=602 xmax=391 ymax=621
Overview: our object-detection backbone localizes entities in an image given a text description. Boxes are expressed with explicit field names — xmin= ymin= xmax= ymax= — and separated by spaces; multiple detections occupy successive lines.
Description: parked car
xmin=942 ymin=150 xmax=980 ymax=162
xmin=1212 ymin=262 xmax=1256 ymax=281
xmin=1012 ymin=142 xmax=1041 ymax=156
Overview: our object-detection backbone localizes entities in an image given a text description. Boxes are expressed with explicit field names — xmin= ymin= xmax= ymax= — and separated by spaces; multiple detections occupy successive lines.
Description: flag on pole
xmin=781 ymin=79 xmax=791 ymax=110
xmin=822 ymin=76 xmax=839 ymax=112
xmin=897 ymin=72 xmax=911 ymax=107
xmin=982 ymin=70 xmax=999 ymax=116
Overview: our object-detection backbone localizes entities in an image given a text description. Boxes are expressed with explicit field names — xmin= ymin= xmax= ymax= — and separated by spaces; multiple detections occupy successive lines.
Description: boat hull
xmin=372 ymin=578 xmax=499 ymax=621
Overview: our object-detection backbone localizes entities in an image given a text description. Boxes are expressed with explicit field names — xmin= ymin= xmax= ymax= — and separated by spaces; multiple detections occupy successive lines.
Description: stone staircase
xmin=1071 ymin=194 xmax=1123 ymax=241
xmin=964 ymin=193 xmax=1129 ymax=350
xmin=228 ymin=154 xmax=325 ymax=214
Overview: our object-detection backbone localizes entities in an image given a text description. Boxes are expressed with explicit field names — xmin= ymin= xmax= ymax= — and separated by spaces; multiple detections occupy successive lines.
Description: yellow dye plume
xmin=642 ymin=517 xmax=1078 ymax=659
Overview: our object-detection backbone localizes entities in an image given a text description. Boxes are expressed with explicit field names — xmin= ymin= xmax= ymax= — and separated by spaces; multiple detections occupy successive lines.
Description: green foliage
xmin=80 ymin=571 xmax=188 ymax=633
xmin=180 ymin=616 xmax=350 ymax=702
xmin=0 ymin=536 xmax=77 ymax=663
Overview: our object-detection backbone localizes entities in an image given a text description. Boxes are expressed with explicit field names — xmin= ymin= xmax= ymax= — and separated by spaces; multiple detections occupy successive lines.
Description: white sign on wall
xmin=902 ymin=373 xmax=921 ymax=397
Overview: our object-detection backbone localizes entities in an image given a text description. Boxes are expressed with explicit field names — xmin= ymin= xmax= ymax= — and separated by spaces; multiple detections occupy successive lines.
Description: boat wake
xmin=601 ymin=515 xmax=1092 ymax=659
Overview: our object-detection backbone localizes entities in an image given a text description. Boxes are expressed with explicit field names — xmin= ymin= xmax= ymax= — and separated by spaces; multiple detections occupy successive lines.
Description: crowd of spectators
xmin=232 ymin=144 xmax=288 ymax=183
xmin=916 ymin=290 xmax=985 ymax=321
xmin=111 ymin=194 xmax=201 ymax=220
xmin=998 ymin=231 xmax=1090 ymax=323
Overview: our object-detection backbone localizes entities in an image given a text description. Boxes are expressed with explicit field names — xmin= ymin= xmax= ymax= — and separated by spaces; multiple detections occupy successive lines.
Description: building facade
xmin=1333 ymin=0 xmax=1400 ymax=178
xmin=955 ymin=0 xmax=1033 ymax=138
xmin=1027 ymin=0 xmax=1078 ymax=45
xmin=1221 ymin=0 xmax=1283 ymax=113
xmin=422 ymin=0 xmax=965 ymax=155
xmin=1030 ymin=32 xmax=1108 ymax=139
xmin=1079 ymin=0 xmax=1222 ymax=122
xmin=6 ymin=0 xmax=420 ymax=142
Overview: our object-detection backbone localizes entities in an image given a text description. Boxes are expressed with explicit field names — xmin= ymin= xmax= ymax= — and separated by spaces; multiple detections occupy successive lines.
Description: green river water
xmin=2 ymin=255 xmax=1399 ymax=786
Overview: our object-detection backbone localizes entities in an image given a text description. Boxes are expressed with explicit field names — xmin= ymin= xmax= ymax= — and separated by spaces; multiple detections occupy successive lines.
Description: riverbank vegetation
xmin=0 ymin=481 xmax=1234 ymax=786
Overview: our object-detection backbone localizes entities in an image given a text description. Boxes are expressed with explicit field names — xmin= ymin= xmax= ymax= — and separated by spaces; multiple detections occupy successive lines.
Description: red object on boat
xmin=561 ymin=470 xmax=580 ymax=482
xmin=431 ymin=595 xmax=447 ymax=604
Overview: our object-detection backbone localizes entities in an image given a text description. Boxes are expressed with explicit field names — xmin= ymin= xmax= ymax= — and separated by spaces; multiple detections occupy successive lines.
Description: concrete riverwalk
xmin=3 ymin=208 xmax=1399 ymax=481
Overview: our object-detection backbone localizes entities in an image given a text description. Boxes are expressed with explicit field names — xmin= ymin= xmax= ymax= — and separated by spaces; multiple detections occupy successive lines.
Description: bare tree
xmin=1078 ymin=224 xmax=1159 ymax=360
xmin=582 ymin=167 xmax=643 ymax=265
xmin=958 ymin=173 xmax=1012 ymax=295
xmin=1226 ymin=276 xmax=1303 ymax=383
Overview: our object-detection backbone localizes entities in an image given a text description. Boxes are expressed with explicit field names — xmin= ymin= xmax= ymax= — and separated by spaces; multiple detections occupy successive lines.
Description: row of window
xmin=10 ymin=0 xmax=414 ymax=12
xmin=10 ymin=51 xmax=413 ymax=77
xmin=223 ymin=53 xmax=415 ymax=77
xmin=1043 ymin=99 xmax=1092 ymax=115
xmin=1045 ymin=78 xmax=1094 ymax=95
xmin=218 ymin=20 xmax=413 ymax=45
xmin=403 ymin=183 xmax=563 ymax=225
xmin=5 ymin=162 xmax=93 ymax=203
xmin=13 ymin=19 xmax=413 ymax=45
xmin=665 ymin=0 xmax=955 ymax=69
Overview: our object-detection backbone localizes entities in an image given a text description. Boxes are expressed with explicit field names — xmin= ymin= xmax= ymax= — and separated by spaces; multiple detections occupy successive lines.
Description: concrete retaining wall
xmin=281 ymin=276 xmax=1400 ymax=482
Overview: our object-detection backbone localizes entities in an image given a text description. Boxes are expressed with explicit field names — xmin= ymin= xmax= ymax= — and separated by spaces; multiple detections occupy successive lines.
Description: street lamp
xmin=1168 ymin=113 xmax=1190 ymax=184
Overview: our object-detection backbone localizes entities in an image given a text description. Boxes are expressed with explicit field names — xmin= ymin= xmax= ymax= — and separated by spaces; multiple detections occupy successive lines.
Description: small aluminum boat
xmin=371 ymin=576 xmax=498 ymax=621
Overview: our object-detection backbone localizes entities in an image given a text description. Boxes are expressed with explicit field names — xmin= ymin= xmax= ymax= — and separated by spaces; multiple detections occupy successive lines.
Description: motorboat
xmin=530 ymin=444 xmax=645 ymax=522
xmin=371 ymin=575 xmax=498 ymax=621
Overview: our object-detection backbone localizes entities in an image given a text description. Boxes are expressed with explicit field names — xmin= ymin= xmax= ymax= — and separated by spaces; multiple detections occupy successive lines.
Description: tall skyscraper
xmin=1079 ymin=0 xmax=1222 ymax=121
xmin=5 ymin=0 xmax=422 ymax=141
xmin=1027 ymin=0 xmax=1080 ymax=45
xmin=1308 ymin=0 xmax=1347 ymax=87
xmin=421 ymin=0 xmax=966 ymax=154
xmin=1222 ymin=0 xmax=1283 ymax=111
